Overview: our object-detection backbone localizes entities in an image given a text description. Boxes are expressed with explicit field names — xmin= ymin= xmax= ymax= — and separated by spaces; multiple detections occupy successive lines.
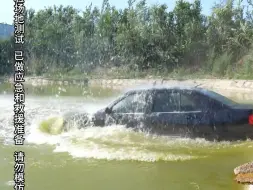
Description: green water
xmin=0 ymin=82 xmax=252 ymax=190
xmin=0 ymin=82 xmax=119 ymax=97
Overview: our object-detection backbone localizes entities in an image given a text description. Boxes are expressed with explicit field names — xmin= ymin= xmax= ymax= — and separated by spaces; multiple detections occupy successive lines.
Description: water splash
xmin=0 ymin=94 xmax=251 ymax=163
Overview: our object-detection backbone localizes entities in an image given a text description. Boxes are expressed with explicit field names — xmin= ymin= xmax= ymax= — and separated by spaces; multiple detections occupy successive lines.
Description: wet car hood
xmin=93 ymin=108 xmax=106 ymax=120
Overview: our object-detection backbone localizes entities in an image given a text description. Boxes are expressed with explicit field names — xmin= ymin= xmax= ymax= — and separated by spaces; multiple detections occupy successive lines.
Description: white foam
xmin=245 ymin=185 xmax=253 ymax=190
xmin=55 ymin=143 xmax=198 ymax=162
xmin=27 ymin=123 xmax=62 ymax=145
xmin=26 ymin=118 xmax=206 ymax=162
xmin=53 ymin=127 xmax=200 ymax=162
xmin=6 ymin=180 xmax=15 ymax=186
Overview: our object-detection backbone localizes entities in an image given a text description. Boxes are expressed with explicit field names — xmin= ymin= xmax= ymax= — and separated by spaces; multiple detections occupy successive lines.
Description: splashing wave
xmin=0 ymin=95 xmax=247 ymax=162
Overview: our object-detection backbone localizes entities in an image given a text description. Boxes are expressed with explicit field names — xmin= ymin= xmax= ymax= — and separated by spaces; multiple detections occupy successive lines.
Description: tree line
xmin=0 ymin=0 xmax=253 ymax=78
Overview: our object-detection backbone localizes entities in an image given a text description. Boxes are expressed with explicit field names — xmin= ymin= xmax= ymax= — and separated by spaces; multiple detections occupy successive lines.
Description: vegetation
xmin=0 ymin=36 xmax=13 ymax=75
xmin=0 ymin=0 xmax=253 ymax=79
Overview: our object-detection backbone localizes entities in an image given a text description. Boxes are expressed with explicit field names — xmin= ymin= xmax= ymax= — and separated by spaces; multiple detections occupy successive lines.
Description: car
xmin=88 ymin=85 xmax=253 ymax=141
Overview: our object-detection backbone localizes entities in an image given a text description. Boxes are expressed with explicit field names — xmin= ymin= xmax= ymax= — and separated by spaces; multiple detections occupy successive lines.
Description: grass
xmin=4 ymin=50 xmax=253 ymax=81
xmin=84 ymin=64 xmax=252 ymax=80
xmin=65 ymin=51 xmax=253 ymax=80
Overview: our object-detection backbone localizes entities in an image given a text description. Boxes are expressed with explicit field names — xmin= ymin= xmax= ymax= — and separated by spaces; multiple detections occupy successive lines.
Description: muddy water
xmin=0 ymin=82 xmax=252 ymax=190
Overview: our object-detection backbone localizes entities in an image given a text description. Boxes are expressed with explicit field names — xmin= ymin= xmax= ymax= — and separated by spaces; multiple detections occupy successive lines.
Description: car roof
xmin=124 ymin=84 xmax=238 ymax=106
xmin=125 ymin=84 xmax=205 ymax=94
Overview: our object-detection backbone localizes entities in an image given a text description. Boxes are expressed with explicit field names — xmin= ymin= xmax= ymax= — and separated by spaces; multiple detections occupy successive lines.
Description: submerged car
xmin=88 ymin=86 xmax=253 ymax=141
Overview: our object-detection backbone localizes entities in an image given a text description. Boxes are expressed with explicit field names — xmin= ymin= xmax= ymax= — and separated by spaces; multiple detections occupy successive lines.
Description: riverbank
xmin=6 ymin=77 xmax=253 ymax=91
xmin=89 ymin=78 xmax=253 ymax=91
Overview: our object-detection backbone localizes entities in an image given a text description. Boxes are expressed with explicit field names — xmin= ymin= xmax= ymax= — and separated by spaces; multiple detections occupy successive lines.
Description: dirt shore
xmin=7 ymin=77 xmax=253 ymax=92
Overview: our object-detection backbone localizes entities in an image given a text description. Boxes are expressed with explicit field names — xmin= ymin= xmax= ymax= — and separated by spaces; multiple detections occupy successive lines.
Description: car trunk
xmin=221 ymin=103 xmax=253 ymax=140
xmin=231 ymin=103 xmax=253 ymax=110
xmin=230 ymin=103 xmax=253 ymax=124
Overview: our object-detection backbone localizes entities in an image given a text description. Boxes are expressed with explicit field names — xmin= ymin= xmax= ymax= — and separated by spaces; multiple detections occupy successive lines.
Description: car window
xmin=180 ymin=91 xmax=208 ymax=111
xmin=201 ymin=90 xmax=238 ymax=107
xmin=152 ymin=91 xmax=180 ymax=112
xmin=112 ymin=92 xmax=147 ymax=113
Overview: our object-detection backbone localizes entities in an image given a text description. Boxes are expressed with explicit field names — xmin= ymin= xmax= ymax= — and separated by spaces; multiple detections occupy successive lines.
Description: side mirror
xmin=105 ymin=107 xmax=112 ymax=114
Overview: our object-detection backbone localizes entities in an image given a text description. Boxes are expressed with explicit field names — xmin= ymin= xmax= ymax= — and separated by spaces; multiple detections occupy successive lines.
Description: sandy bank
xmin=7 ymin=77 xmax=253 ymax=92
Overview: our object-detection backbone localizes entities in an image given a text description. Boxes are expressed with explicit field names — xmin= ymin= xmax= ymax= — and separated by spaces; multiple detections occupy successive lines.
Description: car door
xmin=107 ymin=91 xmax=151 ymax=127
xmin=179 ymin=90 xmax=214 ymax=136
xmin=146 ymin=89 xmax=186 ymax=136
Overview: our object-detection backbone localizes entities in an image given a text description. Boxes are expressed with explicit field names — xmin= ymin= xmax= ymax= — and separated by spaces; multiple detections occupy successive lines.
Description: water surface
xmin=0 ymin=82 xmax=252 ymax=190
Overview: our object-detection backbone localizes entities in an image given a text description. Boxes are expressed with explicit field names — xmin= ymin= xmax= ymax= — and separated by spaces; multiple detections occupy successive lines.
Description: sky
xmin=1 ymin=0 xmax=218 ymax=25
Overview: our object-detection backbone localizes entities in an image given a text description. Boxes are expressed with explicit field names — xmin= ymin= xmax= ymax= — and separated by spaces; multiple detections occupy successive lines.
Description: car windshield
xmin=202 ymin=90 xmax=238 ymax=106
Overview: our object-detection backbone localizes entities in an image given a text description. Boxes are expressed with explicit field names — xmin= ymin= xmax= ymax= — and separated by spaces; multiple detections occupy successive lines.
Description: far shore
xmin=4 ymin=76 xmax=253 ymax=92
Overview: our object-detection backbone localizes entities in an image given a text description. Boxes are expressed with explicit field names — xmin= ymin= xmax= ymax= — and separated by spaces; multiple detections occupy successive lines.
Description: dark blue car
xmin=91 ymin=86 xmax=253 ymax=141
